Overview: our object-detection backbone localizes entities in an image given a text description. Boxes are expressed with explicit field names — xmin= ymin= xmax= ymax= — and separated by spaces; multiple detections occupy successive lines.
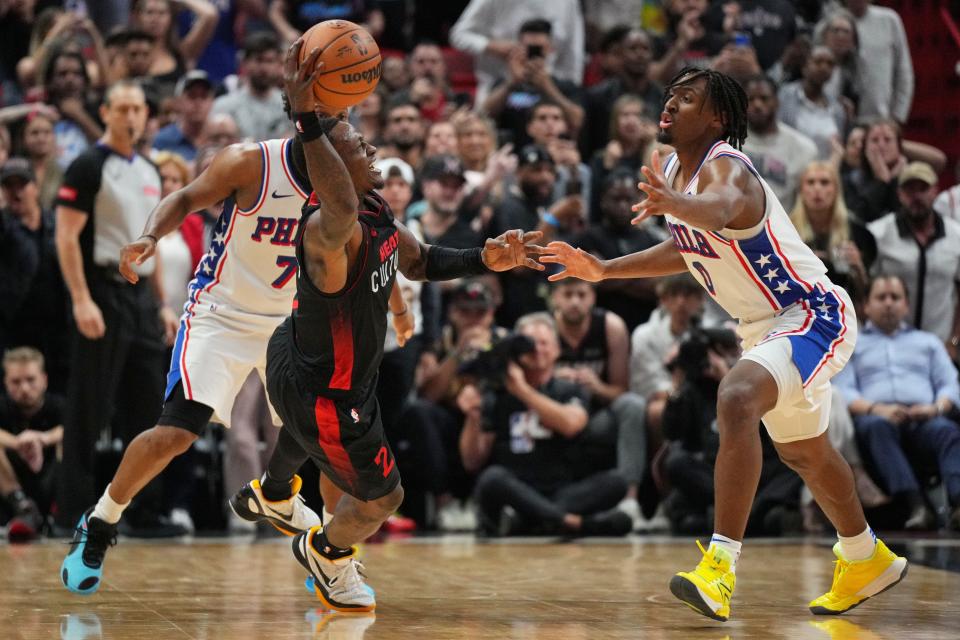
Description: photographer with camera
xmin=459 ymin=312 xmax=632 ymax=537
xmin=481 ymin=19 xmax=585 ymax=150
xmin=399 ymin=280 xmax=508 ymax=529
xmin=662 ymin=327 xmax=803 ymax=535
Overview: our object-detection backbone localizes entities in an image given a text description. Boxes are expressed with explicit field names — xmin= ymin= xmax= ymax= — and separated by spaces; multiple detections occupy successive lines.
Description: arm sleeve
xmin=54 ymin=150 xmax=103 ymax=215
xmin=890 ymin=13 xmax=915 ymax=122
xmin=449 ymin=0 xmax=494 ymax=55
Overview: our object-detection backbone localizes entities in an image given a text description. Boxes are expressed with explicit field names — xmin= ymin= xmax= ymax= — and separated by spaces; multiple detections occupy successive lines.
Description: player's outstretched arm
xmin=631 ymin=150 xmax=759 ymax=231
xmin=285 ymin=39 xmax=359 ymax=252
xmin=119 ymin=142 xmax=262 ymax=284
xmin=540 ymin=238 xmax=687 ymax=282
xmin=395 ymin=221 xmax=545 ymax=281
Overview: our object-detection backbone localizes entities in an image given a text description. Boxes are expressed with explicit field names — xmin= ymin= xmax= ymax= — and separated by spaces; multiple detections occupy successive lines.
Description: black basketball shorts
xmin=266 ymin=342 xmax=401 ymax=502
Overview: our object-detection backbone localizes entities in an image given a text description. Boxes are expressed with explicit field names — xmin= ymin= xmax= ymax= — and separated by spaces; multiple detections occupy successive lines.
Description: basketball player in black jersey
xmin=248 ymin=40 xmax=545 ymax=613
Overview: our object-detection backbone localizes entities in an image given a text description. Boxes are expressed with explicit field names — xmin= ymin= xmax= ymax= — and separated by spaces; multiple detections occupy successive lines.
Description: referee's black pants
xmin=55 ymin=272 xmax=166 ymax=528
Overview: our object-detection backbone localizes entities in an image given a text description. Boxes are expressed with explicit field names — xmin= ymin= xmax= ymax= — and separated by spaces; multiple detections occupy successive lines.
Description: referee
xmin=54 ymin=80 xmax=179 ymax=532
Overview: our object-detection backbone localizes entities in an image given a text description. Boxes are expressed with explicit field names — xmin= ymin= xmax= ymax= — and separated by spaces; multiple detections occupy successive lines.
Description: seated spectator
xmin=17 ymin=10 xmax=110 ymax=97
xmin=417 ymin=154 xmax=485 ymax=250
xmin=551 ymin=279 xmax=647 ymax=527
xmin=835 ymin=275 xmax=960 ymax=531
xmin=401 ymin=280 xmax=508 ymax=528
xmin=424 ymin=120 xmax=459 ymax=157
xmin=489 ymin=145 xmax=568 ymax=326
xmin=380 ymin=57 xmax=411 ymax=96
xmin=766 ymin=33 xmax=810 ymax=86
xmin=933 ymin=162 xmax=960 ymax=224
xmin=481 ymin=19 xmax=584 ymax=149
xmin=379 ymin=100 xmax=426 ymax=170
xmin=525 ymin=101 xmax=590 ymax=215
xmin=201 ymin=113 xmax=240 ymax=149
xmin=130 ymin=0 xmax=218 ymax=97
xmin=839 ymin=122 xmax=866 ymax=181
xmin=741 ymin=75 xmax=818 ymax=210
xmin=0 ymin=347 xmax=64 ymax=541
xmin=709 ymin=39 xmax=762 ymax=87
xmin=454 ymin=112 xmax=498 ymax=191
xmin=152 ymin=70 xmax=214 ymax=161
xmin=450 ymin=0 xmax=584 ymax=104
xmin=460 ymin=313 xmax=631 ymax=537
xmin=43 ymin=50 xmax=104 ymax=169
xmin=211 ymin=32 xmax=290 ymax=142
xmin=650 ymin=0 xmax=727 ymax=84
xmin=789 ymin=161 xmax=876 ymax=307
xmin=843 ymin=118 xmax=906 ymax=222
xmin=630 ymin=274 xmax=705 ymax=448
xmin=19 ymin=110 xmax=64 ymax=211
xmin=583 ymin=29 xmax=664 ymax=157
xmin=868 ymin=162 xmax=960 ymax=348
xmin=777 ymin=46 xmax=847 ymax=160
xmin=0 ymin=158 xmax=69 ymax=392
xmin=584 ymin=25 xmax=629 ymax=87
xmin=661 ymin=327 xmax=803 ymax=535
xmin=588 ymin=94 xmax=658 ymax=219
xmin=814 ymin=9 xmax=862 ymax=117
xmin=153 ymin=152 xmax=203 ymax=317
xmin=352 ymin=91 xmax=384 ymax=145
xmin=111 ymin=28 xmax=156 ymax=83
xmin=394 ymin=43 xmax=457 ymax=123
xmin=268 ymin=0 xmax=383 ymax=46
xmin=575 ymin=170 xmax=664 ymax=331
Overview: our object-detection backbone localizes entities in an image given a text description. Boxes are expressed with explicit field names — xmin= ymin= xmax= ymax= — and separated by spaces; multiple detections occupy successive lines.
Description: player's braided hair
xmin=665 ymin=67 xmax=748 ymax=150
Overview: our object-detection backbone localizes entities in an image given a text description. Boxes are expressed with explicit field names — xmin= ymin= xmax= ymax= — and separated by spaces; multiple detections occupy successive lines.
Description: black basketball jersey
xmin=287 ymin=191 xmax=399 ymax=397
xmin=557 ymin=307 xmax=609 ymax=380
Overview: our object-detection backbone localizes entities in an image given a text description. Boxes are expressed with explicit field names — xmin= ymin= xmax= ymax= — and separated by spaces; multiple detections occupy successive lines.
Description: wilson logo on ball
xmin=341 ymin=62 xmax=382 ymax=85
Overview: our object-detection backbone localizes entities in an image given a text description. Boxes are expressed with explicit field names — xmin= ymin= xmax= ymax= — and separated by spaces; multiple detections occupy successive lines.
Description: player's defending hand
xmin=538 ymin=241 xmax=605 ymax=282
xmin=481 ymin=229 xmax=546 ymax=272
xmin=119 ymin=236 xmax=157 ymax=284
xmin=632 ymin=150 xmax=685 ymax=225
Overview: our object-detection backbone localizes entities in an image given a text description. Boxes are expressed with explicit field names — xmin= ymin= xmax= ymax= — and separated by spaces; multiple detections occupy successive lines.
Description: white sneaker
xmin=168 ymin=508 xmax=195 ymax=534
xmin=229 ymin=474 xmax=321 ymax=536
xmin=616 ymin=498 xmax=643 ymax=532
xmin=293 ymin=526 xmax=376 ymax=613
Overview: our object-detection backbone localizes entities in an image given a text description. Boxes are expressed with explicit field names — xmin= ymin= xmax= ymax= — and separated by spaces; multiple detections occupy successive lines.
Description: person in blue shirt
xmin=835 ymin=274 xmax=960 ymax=531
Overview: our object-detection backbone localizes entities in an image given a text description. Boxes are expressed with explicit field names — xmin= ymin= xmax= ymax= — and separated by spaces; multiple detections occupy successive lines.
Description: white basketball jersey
xmin=184 ymin=138 xmax=311 ymax=317
xmin=663 ymin=141 xmax=831 ymax=323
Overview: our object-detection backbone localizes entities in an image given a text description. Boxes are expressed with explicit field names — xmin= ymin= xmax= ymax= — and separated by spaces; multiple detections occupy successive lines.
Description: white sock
xmin=91 ymin=484 xmax=129 ymax=524
xmin=709 ymin=533 xmax=742 ymax=568
xmin=322 ymin=509 xmax=335 ymax=527
xmin=838 ymin=527 xmax=877 ymax=561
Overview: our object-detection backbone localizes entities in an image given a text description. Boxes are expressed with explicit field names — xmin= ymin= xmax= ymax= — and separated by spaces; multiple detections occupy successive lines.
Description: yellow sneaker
xmin=669 ymin=541 xmax=736 ymax=621
xmin=809 ymin=540 xmax=907 ymax=615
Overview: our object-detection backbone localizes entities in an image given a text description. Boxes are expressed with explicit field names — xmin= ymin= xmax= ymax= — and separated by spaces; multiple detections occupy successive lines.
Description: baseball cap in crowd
xmin=897 ymin=161 xmax=938 ymax=188
xmin=517 ymin=144 xmax=554 ymax=169
xmin=0 ymin=158 xmax=35 ymax=185
xmin=451 ymin=280 xmax=494 ymax=310
xmin=420 ymin=154 xmax=465 ymax=183
xmin=175 ymin=70 xmax=213 ymax=96
xmin=375 ymin=157 xmax=415 ymax=185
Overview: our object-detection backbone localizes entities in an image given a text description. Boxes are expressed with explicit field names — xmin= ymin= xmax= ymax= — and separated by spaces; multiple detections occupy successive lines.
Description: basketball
xmin=299 ymin=20 xmax=381 ymax=110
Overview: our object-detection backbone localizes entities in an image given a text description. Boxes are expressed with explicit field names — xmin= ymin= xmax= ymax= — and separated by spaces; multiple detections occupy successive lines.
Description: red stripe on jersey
xmin=766 ymin=219 xmax=812 ymax=292
xmin=729 ymin=241 xmax=780 ymax=310
xmin=328 ymin=309 xmax=354 ymax=390
xmin=313 ymin=396 xmax=358 ymax=491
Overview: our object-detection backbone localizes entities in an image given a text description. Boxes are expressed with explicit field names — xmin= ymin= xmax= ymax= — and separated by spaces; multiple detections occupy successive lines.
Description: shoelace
xmin=829 ymin=558 xmax=853 ymax=595
xmin=694 ymin=540 xmax=728 ymax=580
xmin=337 ymin=558 xmax=368 ymax=593
xmin=72 ymin=521 xmax=117 ymax=565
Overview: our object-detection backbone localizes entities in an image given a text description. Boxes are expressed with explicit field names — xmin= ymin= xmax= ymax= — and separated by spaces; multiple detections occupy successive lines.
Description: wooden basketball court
xmin=2 ymin=536 xmax=957 ymax=639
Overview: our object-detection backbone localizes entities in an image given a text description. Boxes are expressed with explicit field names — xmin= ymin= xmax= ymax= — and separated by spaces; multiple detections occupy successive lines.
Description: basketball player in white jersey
xmin=59 ymin=124 xmax=402 ymax=594
xmin=540 ymin=68 xmax=907 ymax=622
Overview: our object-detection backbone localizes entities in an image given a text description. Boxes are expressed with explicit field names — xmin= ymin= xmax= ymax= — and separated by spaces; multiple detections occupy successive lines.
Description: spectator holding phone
xmin=481 ymin=19 xmax=584 ymax=150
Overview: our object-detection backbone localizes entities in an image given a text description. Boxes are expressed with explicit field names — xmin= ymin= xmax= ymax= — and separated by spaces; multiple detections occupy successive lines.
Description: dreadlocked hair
xmin=665 ymin=67 xmax=748 ymax=150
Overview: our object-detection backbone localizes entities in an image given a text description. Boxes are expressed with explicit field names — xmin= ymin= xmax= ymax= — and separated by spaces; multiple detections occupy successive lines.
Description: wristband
xmin=139 ymin=234 xmax=158 ymax=244
xmin=542 ymin=213 xmax=560 ymax=228
xmin=293 ymin=111 xmax=339 ymax=142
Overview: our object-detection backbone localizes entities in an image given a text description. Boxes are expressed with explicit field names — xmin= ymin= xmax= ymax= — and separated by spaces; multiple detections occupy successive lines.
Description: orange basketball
xmin=299 ymin=20 xmax=381 ymax=110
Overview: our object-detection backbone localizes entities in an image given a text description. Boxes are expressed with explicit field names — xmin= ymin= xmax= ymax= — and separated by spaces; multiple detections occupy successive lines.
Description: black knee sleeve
xmin=158 ymin=382 xmax=214 ymax=435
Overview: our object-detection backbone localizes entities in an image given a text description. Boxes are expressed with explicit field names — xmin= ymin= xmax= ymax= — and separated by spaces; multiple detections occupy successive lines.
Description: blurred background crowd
xmin=1 ymin=0 xmax=959 ymax=542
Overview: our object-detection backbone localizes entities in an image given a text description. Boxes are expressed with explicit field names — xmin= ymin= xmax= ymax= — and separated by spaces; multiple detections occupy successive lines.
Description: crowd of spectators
xmin=1 ymin=0 xmax=958 ymax=542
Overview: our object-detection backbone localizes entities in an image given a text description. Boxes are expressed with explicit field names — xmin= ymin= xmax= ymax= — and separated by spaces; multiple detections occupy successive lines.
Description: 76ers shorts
xmin=166 ymin=306 xmax=286 ymax=427
xmin=738 ymin=285 xmax=858 ymax=443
